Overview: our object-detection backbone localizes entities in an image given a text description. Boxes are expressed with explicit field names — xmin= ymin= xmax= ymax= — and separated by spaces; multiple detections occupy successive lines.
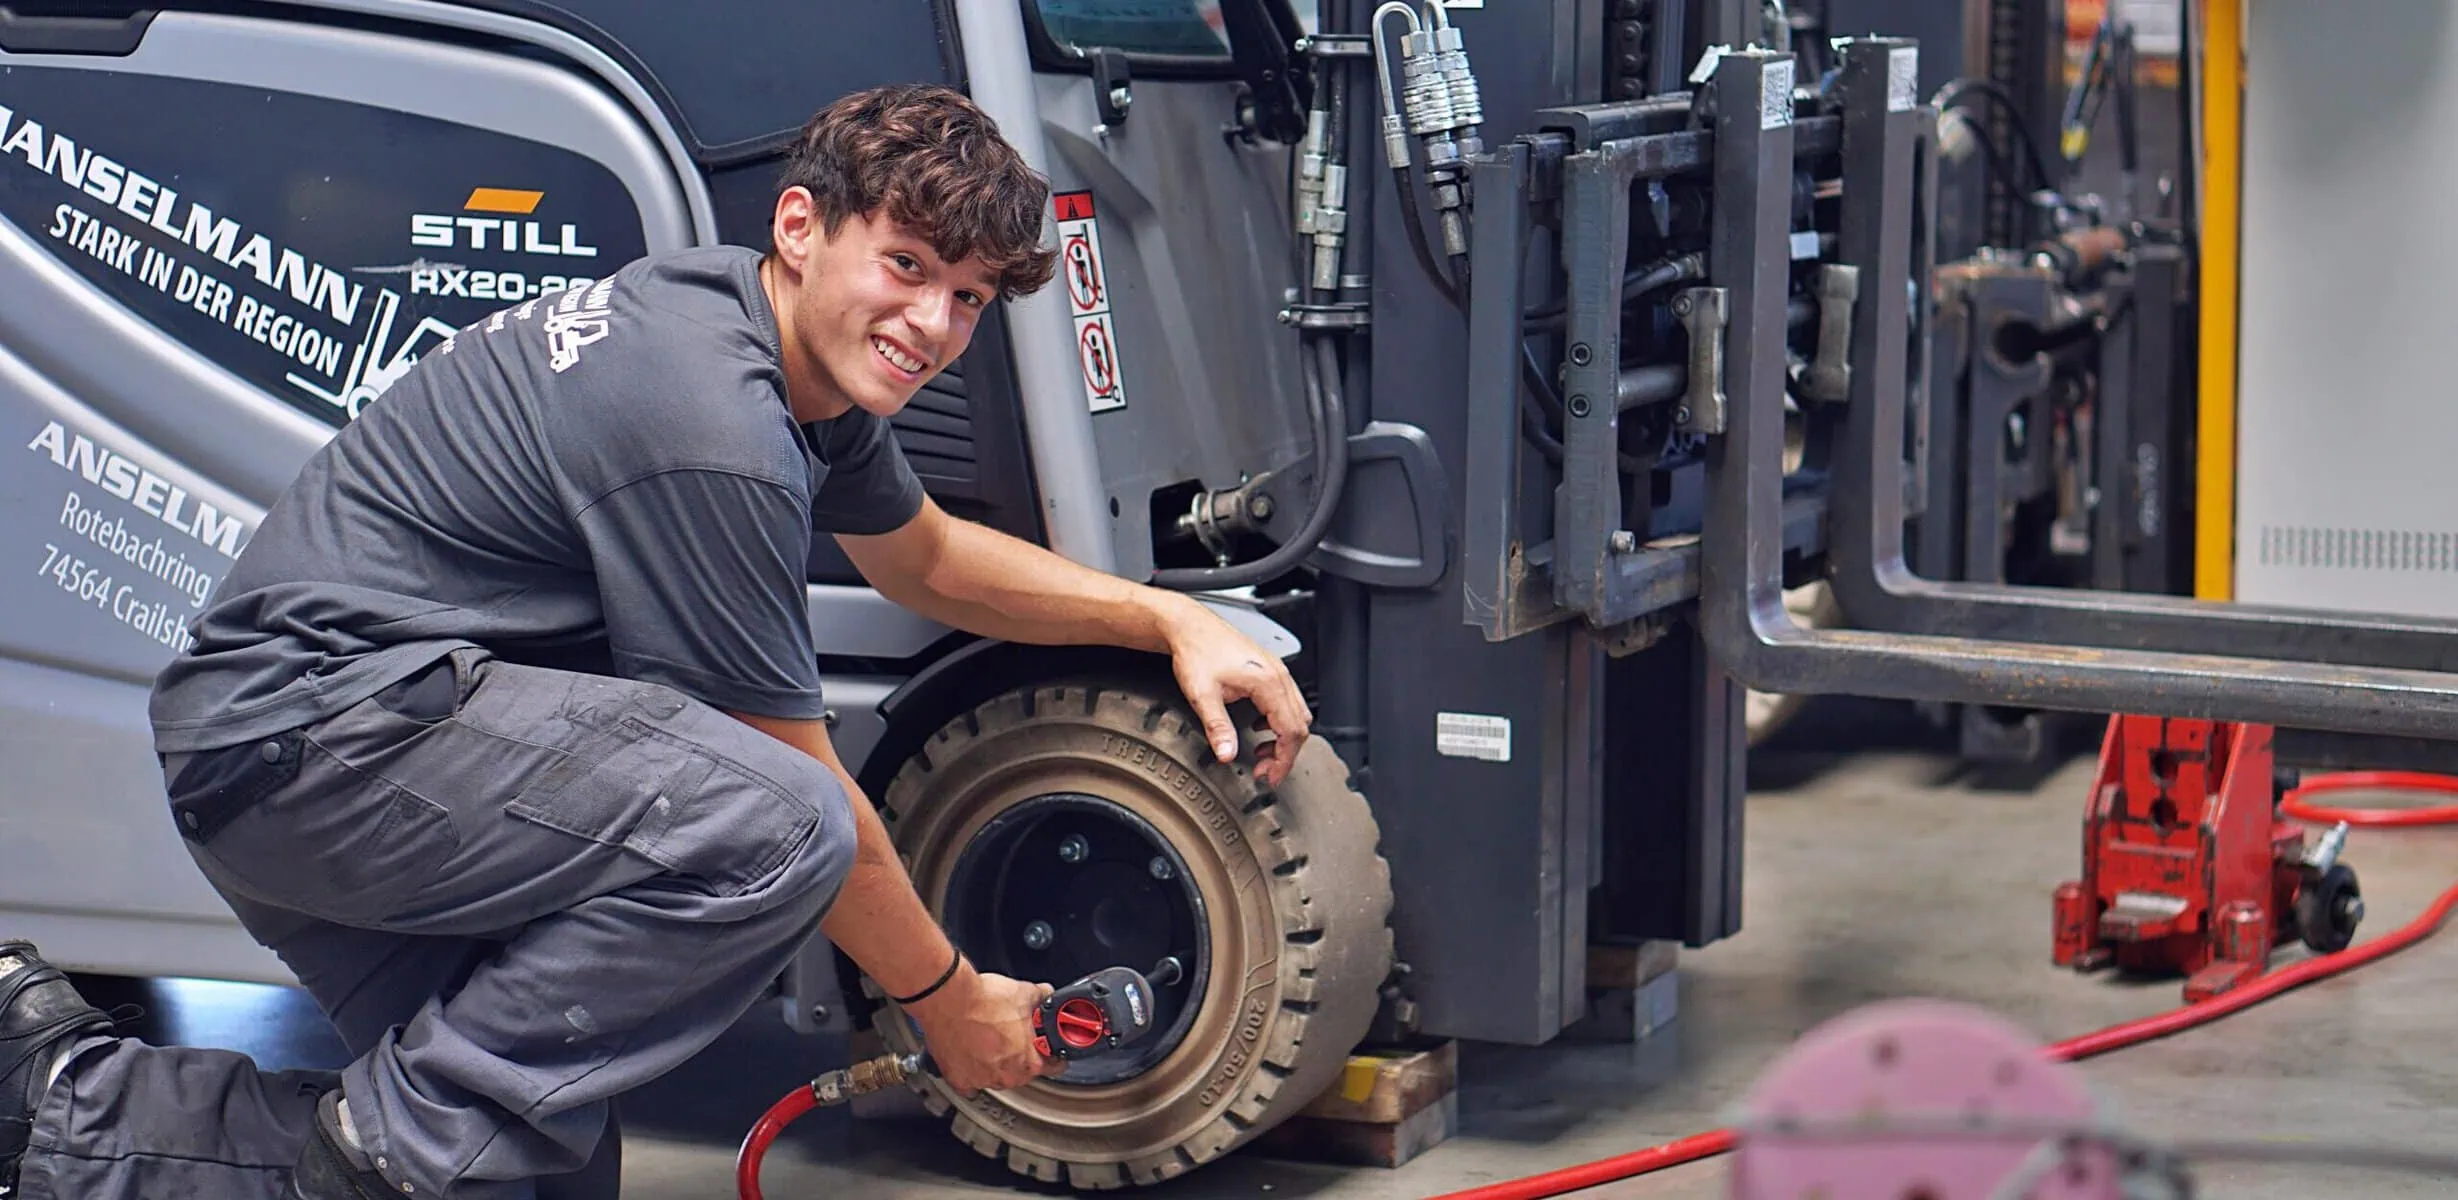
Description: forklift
xmin=5 ymin=0 xmax=2450 ymax=1190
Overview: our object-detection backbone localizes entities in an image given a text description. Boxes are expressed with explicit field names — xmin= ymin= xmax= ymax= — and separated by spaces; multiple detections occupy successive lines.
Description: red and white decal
xmin=1053 ymin=191 xmax=1126 ymax=413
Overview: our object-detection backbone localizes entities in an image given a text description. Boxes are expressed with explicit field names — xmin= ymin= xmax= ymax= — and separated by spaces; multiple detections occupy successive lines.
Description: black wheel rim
xmin=942 ymin=792 xmax=1211 ymax=1085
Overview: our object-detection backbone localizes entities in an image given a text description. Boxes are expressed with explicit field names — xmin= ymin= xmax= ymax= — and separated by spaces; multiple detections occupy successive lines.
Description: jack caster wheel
xmin=2296 ymin=863 xmax=2363 ymax=955
xmin=868 ymin=678 xmax=1394 ymax=1189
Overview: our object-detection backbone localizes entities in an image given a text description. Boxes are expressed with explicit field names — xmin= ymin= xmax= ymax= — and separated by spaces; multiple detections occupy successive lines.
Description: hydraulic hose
xmin=1931 ymin=78 xmax=2061 ymax=198
xmin=1522 ymin=252 xmax=1706 ymax=331
xmin=1149 ymin=335 xmax=1350 ymax=590
xmin=1372 ymin=0 xmax=1460 ymax=305
xmin=1429 ymin=774 xmax=2458 ymax=1200
xmin=1152 ymin=8 xmax=1364 ymax=593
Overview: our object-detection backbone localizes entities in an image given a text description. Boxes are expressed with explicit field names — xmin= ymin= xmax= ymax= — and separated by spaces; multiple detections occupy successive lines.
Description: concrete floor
xmin=80 ymin=698 xmax=2458 ymax=1197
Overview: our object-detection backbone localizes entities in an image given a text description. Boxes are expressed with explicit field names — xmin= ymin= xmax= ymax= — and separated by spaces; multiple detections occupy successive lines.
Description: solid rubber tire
xmin=868 ymin=679 xmax=1395 ymax=1189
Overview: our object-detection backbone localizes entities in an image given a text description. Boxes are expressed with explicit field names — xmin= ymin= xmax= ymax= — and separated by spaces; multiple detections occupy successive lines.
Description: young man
xmin=0 ymin=83 xmax=1312 ymax=1200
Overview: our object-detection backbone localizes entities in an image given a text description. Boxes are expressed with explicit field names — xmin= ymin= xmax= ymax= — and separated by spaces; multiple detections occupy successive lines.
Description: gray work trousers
xmin=14 ymin=648 xmax=857 ymax=1199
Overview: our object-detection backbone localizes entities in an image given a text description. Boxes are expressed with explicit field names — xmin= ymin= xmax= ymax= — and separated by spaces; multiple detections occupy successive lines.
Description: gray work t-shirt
xmin=149 ymin=245 xmax=924 ymax=753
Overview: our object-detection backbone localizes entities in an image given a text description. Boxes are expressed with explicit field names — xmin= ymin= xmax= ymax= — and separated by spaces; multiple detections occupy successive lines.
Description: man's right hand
xmin=904 ymin=964 xmax=1066 ymax=1095
xmin=726 ymin=707 xmax=1069 ymax=1096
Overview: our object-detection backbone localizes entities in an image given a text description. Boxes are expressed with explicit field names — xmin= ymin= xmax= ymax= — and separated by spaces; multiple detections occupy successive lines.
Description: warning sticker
xmin=1053 ymin=191 xmax=1126 ymax=413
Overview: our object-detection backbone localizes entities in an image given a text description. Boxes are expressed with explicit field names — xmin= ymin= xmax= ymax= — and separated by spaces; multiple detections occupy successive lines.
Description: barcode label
xmin=1436 ymin=712 xmax=1513 ymax=762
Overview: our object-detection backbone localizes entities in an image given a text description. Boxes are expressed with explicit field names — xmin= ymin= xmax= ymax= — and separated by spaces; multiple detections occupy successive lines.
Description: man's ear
xmin=771 ymin=186 xmax=820 ymax=267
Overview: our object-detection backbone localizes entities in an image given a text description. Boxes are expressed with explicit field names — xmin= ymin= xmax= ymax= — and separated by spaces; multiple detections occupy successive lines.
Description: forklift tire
xmin=866 ymin=678 xmax=1395 ymax=1189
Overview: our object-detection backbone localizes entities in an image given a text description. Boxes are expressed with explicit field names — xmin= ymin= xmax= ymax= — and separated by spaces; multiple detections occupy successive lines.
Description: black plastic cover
xmin=0 ymin=5 xmax=157 ymax=55
xmin=432 ymin=0 xmax=964 ymax=164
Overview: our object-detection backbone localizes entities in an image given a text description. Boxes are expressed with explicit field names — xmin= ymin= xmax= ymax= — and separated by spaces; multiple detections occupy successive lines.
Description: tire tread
xmin=873 ymin=680 xmax=1395 ymax=1190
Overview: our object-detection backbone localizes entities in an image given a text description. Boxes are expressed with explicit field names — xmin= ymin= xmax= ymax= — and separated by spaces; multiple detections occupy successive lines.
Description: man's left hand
xmin=1163 ymin=604 xmax=1313 ymax=787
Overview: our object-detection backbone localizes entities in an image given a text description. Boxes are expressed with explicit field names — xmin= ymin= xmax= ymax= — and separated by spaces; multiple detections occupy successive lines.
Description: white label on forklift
xmin=1436 ymin=712 xmax=1512 ymax=762
xmin=1761 ymin=58 xmax=1794 ymax=129
xmin=1887 ymin=47 xmax=1919 ymax=112
xmin=1054 ymin=191 xmax=1127 ymax=413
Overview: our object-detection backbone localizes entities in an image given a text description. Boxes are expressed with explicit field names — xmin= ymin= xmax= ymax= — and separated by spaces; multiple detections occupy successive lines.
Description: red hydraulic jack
xmin=2054 ymin=717 xmax=2365 ymax=1002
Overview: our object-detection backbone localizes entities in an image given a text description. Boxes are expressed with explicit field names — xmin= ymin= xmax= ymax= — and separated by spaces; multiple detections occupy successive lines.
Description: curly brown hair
xmin=776 ymin=83 xmax=1059 ymax=300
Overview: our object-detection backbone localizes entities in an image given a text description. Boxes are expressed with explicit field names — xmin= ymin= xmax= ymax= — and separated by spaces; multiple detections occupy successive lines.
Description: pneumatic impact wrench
xmin=734 ymin=961 xmax=1175 ymax=1199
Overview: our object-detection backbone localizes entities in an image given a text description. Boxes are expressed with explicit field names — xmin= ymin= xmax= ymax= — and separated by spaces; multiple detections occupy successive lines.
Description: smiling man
xmin=0 ymin=84 xmax=1311 ymax=1200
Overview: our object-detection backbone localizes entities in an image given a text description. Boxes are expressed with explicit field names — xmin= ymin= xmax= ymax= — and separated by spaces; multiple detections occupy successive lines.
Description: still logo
xmin=410 ymin=187 xmax=597 ymax=258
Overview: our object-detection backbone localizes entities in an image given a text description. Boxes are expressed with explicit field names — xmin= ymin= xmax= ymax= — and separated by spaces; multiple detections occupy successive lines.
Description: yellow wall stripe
xmin=2194 ymin=0 xmax=2242 ymax=601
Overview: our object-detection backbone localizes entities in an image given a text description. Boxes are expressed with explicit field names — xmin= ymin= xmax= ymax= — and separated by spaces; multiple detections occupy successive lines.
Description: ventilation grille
xmin=889 ymin=361 xmax=979 ymax=497
xmin=2257 ymin=525 xmax=2458 ymax=572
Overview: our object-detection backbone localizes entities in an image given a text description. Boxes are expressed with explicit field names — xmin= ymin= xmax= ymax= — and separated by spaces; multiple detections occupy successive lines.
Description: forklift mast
xmin=1292 ymin=0 xmax=2458 ymax=1048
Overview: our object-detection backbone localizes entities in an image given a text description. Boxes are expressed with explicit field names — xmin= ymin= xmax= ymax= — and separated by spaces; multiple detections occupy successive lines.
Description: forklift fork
xmin=1695 ymin=40 xmax=2458 ymax=743
xmin=1818 ymin=42 xmax=2458 ymax=676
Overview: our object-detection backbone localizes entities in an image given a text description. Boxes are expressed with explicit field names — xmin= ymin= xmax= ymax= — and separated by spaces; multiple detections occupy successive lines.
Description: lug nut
xmin=1149 ymin=856 xmax=1174 ymax=880
xmin=1059 ymin=834 xmax=1089 ymax=863
xmin=1024 ymin=921 xmax=1054 ymax=950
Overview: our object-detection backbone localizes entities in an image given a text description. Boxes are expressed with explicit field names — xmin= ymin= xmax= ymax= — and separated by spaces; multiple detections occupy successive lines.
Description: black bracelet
xmin=889 ymin=948 xmax=964 ymax=1005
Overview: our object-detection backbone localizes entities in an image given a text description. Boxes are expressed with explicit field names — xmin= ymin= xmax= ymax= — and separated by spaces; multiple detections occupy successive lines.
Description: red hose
xmin=1429 ymin=774 xmax=2458 ymax=1200
xmin=735 ymin=1084 xmax=818 ymax=1200
xmin=2283 ymin=770 xmax=2458 ymax=827
xmin=1426 ymin=1131 xmax=1741 ymax=1199
xmin=2046 ymin=873 xmax=2458 ymax=1061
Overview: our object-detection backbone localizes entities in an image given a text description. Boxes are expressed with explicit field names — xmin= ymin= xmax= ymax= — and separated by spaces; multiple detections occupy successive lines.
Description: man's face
xmin=773 ymin=194 xmax=1001 ymax=421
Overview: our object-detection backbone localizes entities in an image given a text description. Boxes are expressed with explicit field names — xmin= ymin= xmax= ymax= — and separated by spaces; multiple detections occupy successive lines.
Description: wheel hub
xmin=941 ymin=792 xmax=1210 ymax=1085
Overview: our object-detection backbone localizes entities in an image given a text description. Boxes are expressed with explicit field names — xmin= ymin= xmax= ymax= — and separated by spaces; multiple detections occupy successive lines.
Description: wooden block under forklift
xmin=1300 ymin=1038 xmax=1457 ymax=1124
xmin=1252 ymin=1093 xmax=1459 ymax=1169
xmin=1249 ymin=1040 xmax=1458 ymax=1169
xmin=1586 ymin=939 xmax=1679 ymax=990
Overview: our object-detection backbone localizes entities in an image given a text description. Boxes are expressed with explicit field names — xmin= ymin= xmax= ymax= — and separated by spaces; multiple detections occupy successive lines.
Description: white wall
xmin=2236 ymin=2 xmax=2458 ymax=618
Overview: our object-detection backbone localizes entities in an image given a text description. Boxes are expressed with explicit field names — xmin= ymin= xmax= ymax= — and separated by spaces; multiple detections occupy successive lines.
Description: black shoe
xmin=291 ymin=1088 xmax=393 ymax=1200
xmin=0 ymin=941 xmax=117 ymax=1192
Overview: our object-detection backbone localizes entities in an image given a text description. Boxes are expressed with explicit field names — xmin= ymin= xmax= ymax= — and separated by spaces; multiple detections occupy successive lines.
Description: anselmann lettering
xmin=25 ymin=420 xmax=248 ymax=558
xmin=2 ymin=102 xmax=363 ymax=324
